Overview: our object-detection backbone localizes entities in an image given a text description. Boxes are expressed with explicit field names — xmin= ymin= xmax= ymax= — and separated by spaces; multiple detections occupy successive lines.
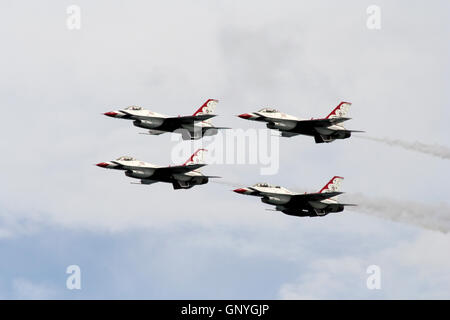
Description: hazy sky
xmin=0 ymin=0 xmax=449 ymax=299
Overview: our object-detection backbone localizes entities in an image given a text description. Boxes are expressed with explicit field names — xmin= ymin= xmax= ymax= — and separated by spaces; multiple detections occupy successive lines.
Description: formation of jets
xmin=98 ymin=99 xmax=361 ymax=217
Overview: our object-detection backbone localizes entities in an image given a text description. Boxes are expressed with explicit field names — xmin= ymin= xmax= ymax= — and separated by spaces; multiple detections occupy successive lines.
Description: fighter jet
xmin=238 ymin=102 xmax=363 ymax=143
xmin=96 ymin=149 xmax=219 ymax=190
xmin=233 ymin=176 xmax=355 ymax=217
xmin=104 ymin=99 xmax=227 ymax=140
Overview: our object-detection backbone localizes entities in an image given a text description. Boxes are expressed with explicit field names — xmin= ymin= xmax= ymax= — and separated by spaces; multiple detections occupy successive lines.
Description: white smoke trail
xmin=355 ymin=135 xmax=450 ymax=160
xmin=342 ymin=193 xmax=450 ymax=233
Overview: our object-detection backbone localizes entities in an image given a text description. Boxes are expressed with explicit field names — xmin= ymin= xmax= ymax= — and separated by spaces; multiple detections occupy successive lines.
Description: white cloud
xmin=278 ymin=231 xmax=450 ymax=299
xmin=279 ymin=257 xmax=365 ymax=299
xmin=11 ymin=278 xmax=58 ymax=300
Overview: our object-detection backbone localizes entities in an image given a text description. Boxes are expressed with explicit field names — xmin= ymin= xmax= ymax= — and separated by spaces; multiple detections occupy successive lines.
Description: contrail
xmin=355 ymin=135 xmax=450 ymax=160
xmin=343 ymin=193 xmax=450 ymax=233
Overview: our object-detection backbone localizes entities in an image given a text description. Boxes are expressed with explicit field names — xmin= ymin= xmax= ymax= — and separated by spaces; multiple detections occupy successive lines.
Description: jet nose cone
xmin=96 ymin=162 xmax=110 ymax=168
xmin=233 ymin=188 xmax=248 ymax=194
xmin=104 ymin=111 xmax=118 ymax=117
xmin=238 ymin=113 xmax=254 ymax=119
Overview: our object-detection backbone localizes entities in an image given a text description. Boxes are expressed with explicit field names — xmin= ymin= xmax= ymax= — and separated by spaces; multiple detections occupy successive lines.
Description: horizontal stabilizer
xmin=332 ymin=117 xmax=352 ymax=123
xmin=190 ymin=114 xmax=217 ymax=121
xmin=205 ymin=126 xmax=232 ymax=130
xmin=131 ymin=180 xmax=158 ymax=185
xmin=138 ymin=130 xmax=165 ymax=136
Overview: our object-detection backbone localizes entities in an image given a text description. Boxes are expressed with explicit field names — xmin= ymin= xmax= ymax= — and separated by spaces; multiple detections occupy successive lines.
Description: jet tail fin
xmin=319 ymin=176 xmax=344 ymax=194
xmin=326 ymin=102 xmax=352 ymax=119
xmin=182 ymin=149 xmax=207 ymax=166
xmin=193 ymin=99 xmax=219 ymax=116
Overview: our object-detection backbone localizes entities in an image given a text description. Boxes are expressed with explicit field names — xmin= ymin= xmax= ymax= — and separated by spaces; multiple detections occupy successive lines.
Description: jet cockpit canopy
xmin=116 ymin=156 xmax=136 ymax=161
xmin=254 ymin=183 xmax=280 ymax=188
xmin=125 ymin=106 xmax=143 ymax=111
xmin=258 ymin=107 xmax=279 ymax=113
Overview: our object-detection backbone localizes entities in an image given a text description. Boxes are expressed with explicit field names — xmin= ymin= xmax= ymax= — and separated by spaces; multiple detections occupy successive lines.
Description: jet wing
xmin=118 ymin=110 xmax=159 ymax=120
xmin=263 ymin=117 xmax=350 ymax=127
xmin=109 ymin=160 xmax=147 ymax=170
xmin=288 ymin=191 xmax=344 ymax=204
xmin=295 ymin=117 xmax=352 ymax=127
xmin=152 ymin=163 xmax=206 ymax=175
xmin=251 ymin=189 xmax=342 ymax=201
xmin=120 ymin=111 xmax=216 ymax=124
xmin=108 ymin=161 xmax=205 ymax=174
xmin=163 ymin=114 xmax=217 ymax=126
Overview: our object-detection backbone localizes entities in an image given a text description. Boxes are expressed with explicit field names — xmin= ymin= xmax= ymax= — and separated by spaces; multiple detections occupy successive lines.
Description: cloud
xmin=11 ymin=278 xmax=58 ymax=300
xmin=0 ymin=210 xmax=45 ymax=239
xmin=279 ymin=231 xmax=450 ymax=299
xmin=0 ymin=213 xmax=418 ymax=299
xmin=279 ymin=257 xmax=366 ymax=299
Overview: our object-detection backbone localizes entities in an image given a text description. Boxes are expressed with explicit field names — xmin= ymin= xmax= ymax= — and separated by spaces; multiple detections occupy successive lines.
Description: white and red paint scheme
xmin=238 ymin=102 xmax=363 ymax=143
xmin=233 ymin=176 xmax=355 ymax=217
xmin=96 ymin=149 xmax=219 ymax=190
xmin=104 ymin=99 xmax=228 ymax=140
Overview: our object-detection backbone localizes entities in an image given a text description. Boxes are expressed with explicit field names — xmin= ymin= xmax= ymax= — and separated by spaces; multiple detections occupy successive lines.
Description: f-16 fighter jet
xmin=238 ymin=102 xmax=363 ymax=143
xmin=104 ymin=99 xmax=227 ymax=140
xmin=233 ymin=176 xmax=355 ymax=217
xmin=96 ymin=149 xmax=218 ymax=190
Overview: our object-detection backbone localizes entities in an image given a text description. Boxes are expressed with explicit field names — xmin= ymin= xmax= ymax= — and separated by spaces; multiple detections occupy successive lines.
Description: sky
xmin=0 ymin=0 xmax=449 ymax=299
